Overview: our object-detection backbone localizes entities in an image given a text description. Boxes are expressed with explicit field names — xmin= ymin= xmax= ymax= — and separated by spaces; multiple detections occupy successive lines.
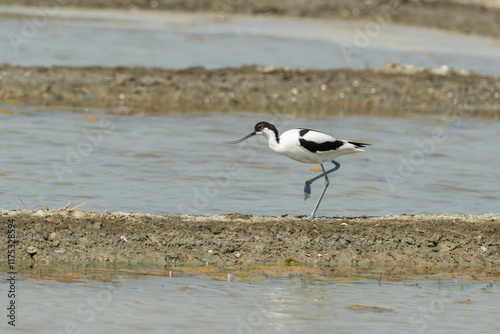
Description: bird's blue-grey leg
xmin=303 ymin=160 xmax=341 ymax=200
xmin=304 ymin=160 xmax=341 ymax=221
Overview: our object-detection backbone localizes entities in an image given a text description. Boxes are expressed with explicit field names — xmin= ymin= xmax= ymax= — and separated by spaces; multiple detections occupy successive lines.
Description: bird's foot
xmin=302 ymin=215 xmax=314 ymax=221
xmin=303 ymin=183 xmax=311 ymax=200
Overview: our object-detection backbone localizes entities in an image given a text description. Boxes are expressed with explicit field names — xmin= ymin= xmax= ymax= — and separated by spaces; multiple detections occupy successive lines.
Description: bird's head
xmin=225 ymin=121 xmax=278 ymax=144
xmin=254 ymin=121 xmax=277 ymax=136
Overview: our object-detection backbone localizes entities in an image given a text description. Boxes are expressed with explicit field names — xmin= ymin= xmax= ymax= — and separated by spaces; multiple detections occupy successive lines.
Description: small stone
xmin=234 ymin=252 xmax=241 ymax=258
xmin=52 ymin=240 xmax=60 ymax=247
xmin=71 ymin=210 xmax=86 ymax=219
xmin=35 ymin=209 xmax=49 ymax=217
xmin=79 ymin=237 xmax=89 ymax=245
xmin=26 ymin=246 xmax=38 ymax=255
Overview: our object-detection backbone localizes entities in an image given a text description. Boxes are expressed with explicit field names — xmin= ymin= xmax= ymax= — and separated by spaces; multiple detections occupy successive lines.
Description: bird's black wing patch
xmin=299 ymin=129 xmax=310 ymax=137
xmin=299 ymin=138 xmax=345 ymax=153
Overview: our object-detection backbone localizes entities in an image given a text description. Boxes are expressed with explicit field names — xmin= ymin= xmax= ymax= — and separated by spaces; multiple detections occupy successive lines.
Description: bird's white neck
xmin=262 ymin=128 xmax=280 ymax=152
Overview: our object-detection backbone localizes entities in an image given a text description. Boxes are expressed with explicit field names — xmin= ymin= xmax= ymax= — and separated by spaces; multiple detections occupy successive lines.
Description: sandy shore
xmin=1 ymin=210 xmax=499 ymax=272
xmin=1 ymin=0 xmax=500 ymax=39
xmin=1 ymin=64 xmax=499 ymax=117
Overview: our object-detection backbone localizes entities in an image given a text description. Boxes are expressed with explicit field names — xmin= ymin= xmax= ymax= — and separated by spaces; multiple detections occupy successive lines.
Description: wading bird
xmin=226 ymin=121 xmax=369 ymax=220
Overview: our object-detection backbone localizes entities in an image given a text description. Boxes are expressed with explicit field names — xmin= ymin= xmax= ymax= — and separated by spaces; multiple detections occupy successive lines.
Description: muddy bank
xmin=2 ymin=0 xmax=500 ymax=39
xmin=1 ymin=64 xmax=499 ymax=117
xmin=1 ymin=210 xmax=499 ymax=270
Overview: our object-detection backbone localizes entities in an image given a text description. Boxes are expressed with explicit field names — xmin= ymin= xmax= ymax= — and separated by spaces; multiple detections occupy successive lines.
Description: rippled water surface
xmin=1 ymin=106 xmax=499 ymax=217
xmin=1 ymin=270 xmax=499 ymax=334
xmin=2 ymin=6 xmax=500 ymax=73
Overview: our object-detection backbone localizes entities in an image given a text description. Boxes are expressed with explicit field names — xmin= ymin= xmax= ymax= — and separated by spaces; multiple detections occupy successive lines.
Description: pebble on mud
xmin=26 ymin=246 xmax=38 ymax=258
xmin=234 ymin=252 xmax=241 ymax=258
xmin=71 ymin=210 xmax=86 ymax=219
xmin=35 ymin=208 xmax=50 ymax=217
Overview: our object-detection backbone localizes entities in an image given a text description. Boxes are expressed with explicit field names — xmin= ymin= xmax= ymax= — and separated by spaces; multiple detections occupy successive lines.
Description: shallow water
xmin=1 ymin=105 xmax=499 ymax=217
xmin=1 ymin=270 xmax=499 ymax=333
xmin=2 ymin=6 xmax=500 ymax=74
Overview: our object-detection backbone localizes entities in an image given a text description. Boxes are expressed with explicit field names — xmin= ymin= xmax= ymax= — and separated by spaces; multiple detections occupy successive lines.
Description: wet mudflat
xmin=0 ymin=267 xmax=498 ymax=334
xmin=1 ymin=64 xmax=500 ymax=117
xmin=1 ymin=210 xmax=499 ymax=268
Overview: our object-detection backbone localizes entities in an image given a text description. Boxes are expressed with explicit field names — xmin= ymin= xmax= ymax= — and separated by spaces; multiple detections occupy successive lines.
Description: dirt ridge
xmin=1 ymin=210 xmax=499 ymax=269
xmin=1 ymin=64 xmax=499 ymax=117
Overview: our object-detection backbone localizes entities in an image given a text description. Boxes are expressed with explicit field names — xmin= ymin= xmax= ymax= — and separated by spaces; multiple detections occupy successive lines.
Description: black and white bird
xmin=226 ymin=121 xmax=369 ymax=220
